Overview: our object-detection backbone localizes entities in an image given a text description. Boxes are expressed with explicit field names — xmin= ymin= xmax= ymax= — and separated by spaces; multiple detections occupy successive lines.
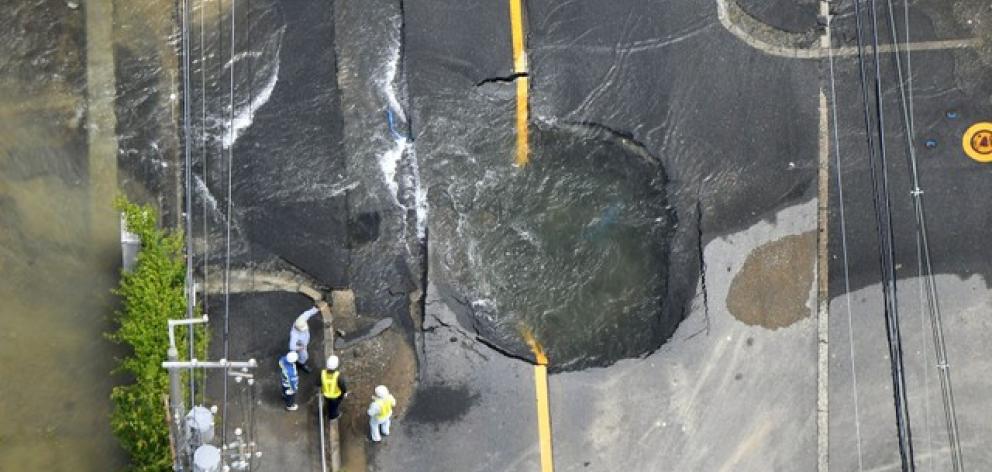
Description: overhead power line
xmin=882 ymin=0 xmax=964 ymax=469
xmin=824 ymin=15 xmax=866 ymax=471
xmin=222 ymin=0 xmax=236 ymax=449
xmin=852 ymin=0 xmax=916 ymax=468
xmin=181 ymin=0 xmax=197 ymax=408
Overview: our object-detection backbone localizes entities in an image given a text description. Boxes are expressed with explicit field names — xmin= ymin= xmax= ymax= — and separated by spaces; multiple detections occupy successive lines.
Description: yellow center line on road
xmin=509 ymin=0 xmax=530 ymax=167
xmin=533 ymin=362 xmax=554 ymax=472
xmin=522 ymin=327 xmax=554 ymax=472
xmin=509 ymin=0 xmax=528 ymax=73
xmin=515 ymin=76 xmax=530 ymax=167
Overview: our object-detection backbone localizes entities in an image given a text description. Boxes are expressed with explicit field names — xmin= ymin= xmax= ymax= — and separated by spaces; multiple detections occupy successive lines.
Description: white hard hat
xmin=286 ymin=351 xmax=299 ymax=364
xmin=326 ymin=355 xmax=339 ymax=370
xmin=374 ymin=385 xmax=389 ymax=398
xmin=294 ymin=316 xmax=309 ymax=331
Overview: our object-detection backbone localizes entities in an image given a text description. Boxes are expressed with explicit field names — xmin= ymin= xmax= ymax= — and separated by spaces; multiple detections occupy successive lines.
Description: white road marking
xmin=716 ymin=0 xmax=978 ymax=59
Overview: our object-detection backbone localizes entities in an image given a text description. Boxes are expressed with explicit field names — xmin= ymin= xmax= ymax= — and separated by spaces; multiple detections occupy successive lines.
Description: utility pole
xmin=163 ymin=315 xmax=258 ymax=471
xmin=166 ymin=316 xmax=206 ymax=471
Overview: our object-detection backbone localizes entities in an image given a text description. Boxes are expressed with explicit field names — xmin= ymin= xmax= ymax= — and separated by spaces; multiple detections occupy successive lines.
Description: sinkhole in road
xmin=440 ymin=125 xmax=679 ymax=371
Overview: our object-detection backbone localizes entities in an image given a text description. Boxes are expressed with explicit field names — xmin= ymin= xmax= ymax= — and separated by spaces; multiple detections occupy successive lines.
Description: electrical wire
xmin=241 ymin=376 xmax=250 ymax=444
xmin=889 ymin=5 xmax=935 ymax=471
xmin=882 ymin=1 xmax=963 ymax=468
xmin=853 ymin=0 xmax=916 ymax=468
xmin=248 ymin=374 xmax=259 ymax=471
xmin=903 ymin=0 xmax=915 ymax=138
xmin=245 ymin=2 xmax=257 ymax=468
xmin=200 ymin=0 xmax=209 ymax=335
xmin=868 ymin=0 xmax=917 ymax=467
xmin=195 ymin=0 xmax=210 ymax=411
xmin=223 ymin=0 xmax=236 ymax=448
xmin=181 ymin=0 xmax=197 ymax=410
xmin=825 ymin=15 xmax=865 ymax=471
xmin=915 ymin=230 xmax=935 ymax=472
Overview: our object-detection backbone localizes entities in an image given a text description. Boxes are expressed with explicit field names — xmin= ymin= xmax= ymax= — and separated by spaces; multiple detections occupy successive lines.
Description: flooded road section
xmin=430 ymin=126 xmax=675 ymax=370
xmin=0 ymin=1 xmax=125 ymax=469
xmin=1 ymin=0 xmax=181 ymax=468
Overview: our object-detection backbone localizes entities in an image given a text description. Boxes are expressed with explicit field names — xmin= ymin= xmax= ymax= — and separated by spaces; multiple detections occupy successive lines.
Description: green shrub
xmin=109 ymin=197 xmax=207 ymax=471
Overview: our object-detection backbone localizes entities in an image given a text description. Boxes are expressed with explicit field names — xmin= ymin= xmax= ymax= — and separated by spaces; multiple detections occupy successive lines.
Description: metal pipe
xmin=167 ymin=346 xmax=185 ymax=471
xmin=168 ymin=315 xmax=210 ymax=348
xmin=165 ymin=315 xmax=207 ymax=470
xmin=180 ymin=0 xmax=196 ymax=413
xmin=164 ymin=314 xmax=212 ymax=471
xmin=228 ymin=370 xmax=254 ymax=381
xmin=169 ymin=315 xmax=210 ymax=327
xmin=318 ymin=393 xmax=327 ymax=472
xmin=163 ymin=359 xmax=257 ymax=369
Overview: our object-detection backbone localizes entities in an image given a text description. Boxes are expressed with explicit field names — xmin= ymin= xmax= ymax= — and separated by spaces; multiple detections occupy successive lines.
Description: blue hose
xmin=386 ymin=109 xmax=409 ymax=141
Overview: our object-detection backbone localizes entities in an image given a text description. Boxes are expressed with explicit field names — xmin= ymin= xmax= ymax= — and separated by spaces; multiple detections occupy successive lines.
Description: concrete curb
xmin=715 ymin=0 xmax=977 ymax=59
xmin=321 ymin=290 xmax=356 ymax=471
xmin=202 ymin=270 xmax=328 ymax=304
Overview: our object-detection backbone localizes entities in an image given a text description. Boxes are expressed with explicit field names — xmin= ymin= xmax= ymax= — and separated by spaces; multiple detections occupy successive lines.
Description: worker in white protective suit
xmin=288 ymin=301 xmax=326 ymax=373
xmin=367 ymin=385 xmax=396 ymax=442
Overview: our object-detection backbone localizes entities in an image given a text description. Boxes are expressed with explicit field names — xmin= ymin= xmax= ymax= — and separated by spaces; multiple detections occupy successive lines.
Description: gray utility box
xmin=120 ymin=212 xmax=140 ymax=272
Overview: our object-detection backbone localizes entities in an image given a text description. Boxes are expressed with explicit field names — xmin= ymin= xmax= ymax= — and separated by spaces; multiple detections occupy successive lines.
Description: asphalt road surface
xmin=168 ymin=0 xmax=992 ymax=470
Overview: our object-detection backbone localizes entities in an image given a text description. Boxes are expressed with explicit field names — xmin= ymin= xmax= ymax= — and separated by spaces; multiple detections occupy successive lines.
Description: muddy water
xmin=0 ymin=1 xmax=126 ymax=470
xmin=0 ymin=208 xmax=124 ymax=472
xmin=432 ymin=126 xmax=676 ymax=371
xmin=0 ymin=0 xmax=182 ymax=467
xmin=727 ymin=231 xmax=816 ymax=329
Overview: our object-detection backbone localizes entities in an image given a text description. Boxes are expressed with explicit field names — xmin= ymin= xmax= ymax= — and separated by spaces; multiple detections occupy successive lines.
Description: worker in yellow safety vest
xmin=367 ymin=385 xmax=396 ymax=442
xmin=317 ymin=355 xmax=348 ymax=420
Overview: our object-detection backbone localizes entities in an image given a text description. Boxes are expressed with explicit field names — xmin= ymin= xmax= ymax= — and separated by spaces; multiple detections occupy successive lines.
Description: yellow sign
xmin=963 ymin=122 xmax=992 ymax=162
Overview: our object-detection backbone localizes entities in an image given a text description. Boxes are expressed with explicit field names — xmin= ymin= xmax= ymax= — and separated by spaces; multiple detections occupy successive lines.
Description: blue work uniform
xmin=279 ymin=354 xmax=300 ymax=408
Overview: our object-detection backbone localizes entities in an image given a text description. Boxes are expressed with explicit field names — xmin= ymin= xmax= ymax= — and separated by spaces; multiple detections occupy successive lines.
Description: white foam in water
xmin=378 ymin=137 xmax=406 ymax=204
xmin=194 ymin=174 xmax=220 ymax=217
xmin=222 ymin=62 xmax=278 ymax=148
xmin=326 ymin=181 xmax=360 ymax=197
xmin=195 ymin=173 xmax=240 ymax=232
xmin=375 ymin=40 xmax=428 ymax=240
xmin=223 ymin=51 xmax=263 ymax=70
xmin=381 ymin=45 xmax=406 ymax=124
xmin=410 ymin=148 xmax=429 ymax=239
xmin=222 ymin=29 xmax=285 ymax=149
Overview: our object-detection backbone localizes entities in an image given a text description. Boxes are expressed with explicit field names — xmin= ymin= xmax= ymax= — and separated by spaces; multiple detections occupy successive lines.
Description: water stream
xmin=0 ymin=2 xmax=126 ymax=469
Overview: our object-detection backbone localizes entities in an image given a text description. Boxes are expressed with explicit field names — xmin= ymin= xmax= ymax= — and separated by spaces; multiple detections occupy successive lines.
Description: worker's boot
xmin=297 ymin=361 xmax=312 ymax=374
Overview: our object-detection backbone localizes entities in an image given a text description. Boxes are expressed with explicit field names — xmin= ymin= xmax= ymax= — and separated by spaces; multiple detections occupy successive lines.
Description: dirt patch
xmin=335 ymin=326 xmax=416 ymax=471
xmin=726 ymin=231 xmax=815 ymax=329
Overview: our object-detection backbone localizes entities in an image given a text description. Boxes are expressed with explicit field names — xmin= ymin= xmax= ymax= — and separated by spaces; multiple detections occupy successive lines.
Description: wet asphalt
xmin=112 ymin=0 xmax=992 ymax=469
xmin=823 ymin=1 xmax=992 ymax=470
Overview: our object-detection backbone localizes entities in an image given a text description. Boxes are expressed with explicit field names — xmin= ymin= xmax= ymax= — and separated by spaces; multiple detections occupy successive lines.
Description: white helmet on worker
xmin=286 ymin=351 xmax=299 ymax=364
xmin=374 ymin=385 xmax=390 ymax=398
xmin=294 ymin=315 xmax=309 ymax=331
xmin=326 ymin=355 xmax=339 ymax=370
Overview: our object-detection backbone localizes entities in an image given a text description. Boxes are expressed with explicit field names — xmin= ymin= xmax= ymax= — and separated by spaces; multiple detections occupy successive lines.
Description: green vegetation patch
xmin=108 ymin=197 xmax=207 ymax=471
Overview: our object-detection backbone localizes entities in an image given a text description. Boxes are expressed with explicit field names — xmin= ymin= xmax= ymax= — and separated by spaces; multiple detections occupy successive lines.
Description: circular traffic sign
xmin=962 ymin=122 xmax=992 ymax=162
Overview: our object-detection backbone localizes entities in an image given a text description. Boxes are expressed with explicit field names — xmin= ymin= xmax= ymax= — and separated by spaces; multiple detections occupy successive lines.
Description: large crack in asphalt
xmin=695 ymin=198 xmax=711 ymax=335
xmin=425 ymin=300 xmax=536 ymax=365
xmin=555 ymin=120 xmax=663 ymax=164
xmin=474 ymin=72 xmax=529 ymax=87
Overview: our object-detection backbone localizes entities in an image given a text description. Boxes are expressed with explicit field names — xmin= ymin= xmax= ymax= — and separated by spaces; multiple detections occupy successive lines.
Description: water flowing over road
xmin=0 ymin=1 xmax=124 ymax=469
xmin=4 ymin=0 xmax=992 ymax=470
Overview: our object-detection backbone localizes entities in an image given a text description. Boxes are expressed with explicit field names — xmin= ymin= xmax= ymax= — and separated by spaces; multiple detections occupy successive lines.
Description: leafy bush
xmin=108 ymin=197 xmax=207 ymax=471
